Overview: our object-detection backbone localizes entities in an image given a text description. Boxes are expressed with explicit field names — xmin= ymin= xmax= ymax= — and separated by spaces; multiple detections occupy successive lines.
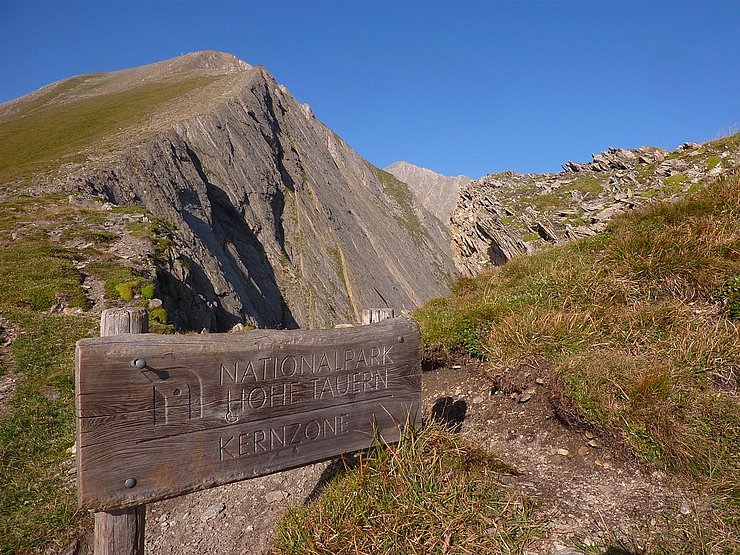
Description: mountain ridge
xmin=450 ymin=137 xmax=740 ymax=276
xmin=0 ymin=51 xmax=456 ymax=331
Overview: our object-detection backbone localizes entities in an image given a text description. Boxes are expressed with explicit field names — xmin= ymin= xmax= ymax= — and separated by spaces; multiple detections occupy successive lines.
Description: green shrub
xmin=149 ymin=306 xmax=175 ymax=334
xmin=86 ymin=262 xmax=147 ymax=301
xmin=140 ymin=283 xmax=155 ymax=300
xmin=114 ymin=281 xmax=136 ymax=301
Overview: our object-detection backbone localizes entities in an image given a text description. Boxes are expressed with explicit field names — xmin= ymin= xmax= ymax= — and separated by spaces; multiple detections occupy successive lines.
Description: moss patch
xmin=664 ymin=173 xmax=687 ymax=187
xmin=707 ymin=155 xmax=722 ymax=170
xmin=148 ymin=306 xmax=175 ymax=334
xmin=560 ymin=175 xmax=604 ymax=194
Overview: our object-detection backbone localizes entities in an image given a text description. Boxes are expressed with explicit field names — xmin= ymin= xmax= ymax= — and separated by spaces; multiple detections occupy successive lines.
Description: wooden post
xmin=94 ymin=308 xmax=148 ymax=555
xmin=361 ymin=308 xmax=395 ymax=325
xmin=100 ymin=307 xmax=148 ymax=337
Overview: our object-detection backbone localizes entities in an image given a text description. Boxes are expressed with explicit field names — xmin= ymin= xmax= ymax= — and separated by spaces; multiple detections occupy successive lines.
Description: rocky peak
xmin=384 ymin=161 xmax=470 ymax=223
xmin=165 ymin=50 xmax=252 ymax=72
xmin=10 ymin=55 xmax=458 ymax=331
xmin=450 ymin=137 xmax=740 ymax=276
xmin=562 ymin=145 xmax=666 ymax=173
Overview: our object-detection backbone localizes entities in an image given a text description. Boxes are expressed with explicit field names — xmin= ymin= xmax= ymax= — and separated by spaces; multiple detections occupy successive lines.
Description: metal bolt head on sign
xmin=75 ymin=318 xmax=421 ymax=510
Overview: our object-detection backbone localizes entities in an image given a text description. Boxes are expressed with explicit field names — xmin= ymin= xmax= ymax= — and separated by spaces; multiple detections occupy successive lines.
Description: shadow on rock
xmin=430 ymin=396 xmax=467 ymax=432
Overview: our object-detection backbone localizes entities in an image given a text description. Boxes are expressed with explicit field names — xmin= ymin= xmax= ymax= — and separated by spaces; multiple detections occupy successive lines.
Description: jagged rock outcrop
xmin=385 ymin=161 xmax=469 ymax=223
xmin=5 ymin=51 xmax=456 ymax=330
xmin=451 ymin=140 xmax=740 ymax=276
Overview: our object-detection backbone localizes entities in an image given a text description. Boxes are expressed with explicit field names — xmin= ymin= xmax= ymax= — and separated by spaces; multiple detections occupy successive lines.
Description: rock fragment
xmin=265 ymin=490 xmax=289 ymax=503
xmin=200 ymin=502 xmax=226 ymax=521
xmin=449 ymin=140 xmax=739 ymax=277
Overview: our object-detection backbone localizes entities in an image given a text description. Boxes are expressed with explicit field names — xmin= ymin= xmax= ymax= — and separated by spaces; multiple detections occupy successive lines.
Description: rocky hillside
xmin=450 ymin=136 xmax=740 ymax=276
xmin=385 ymin=161 xmax=469 ymax=223
xmin=1 ymin=51 xmax=456 ymax=331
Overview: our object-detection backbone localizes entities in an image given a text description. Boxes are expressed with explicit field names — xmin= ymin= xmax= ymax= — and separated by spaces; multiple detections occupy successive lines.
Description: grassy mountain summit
xmin=0 ymin=51 xmax=248 ymax=185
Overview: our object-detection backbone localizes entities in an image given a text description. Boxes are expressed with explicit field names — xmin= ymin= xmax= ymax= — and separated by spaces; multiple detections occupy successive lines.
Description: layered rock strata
xmin=8 ymin=52 xmax=456 ymax=330
xmin=451 ymin=140 xmax=740 ymax=276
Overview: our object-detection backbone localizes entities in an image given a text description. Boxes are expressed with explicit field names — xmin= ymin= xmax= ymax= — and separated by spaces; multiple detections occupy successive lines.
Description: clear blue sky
xmin=1 ymin=1 xmax=739 ymax=177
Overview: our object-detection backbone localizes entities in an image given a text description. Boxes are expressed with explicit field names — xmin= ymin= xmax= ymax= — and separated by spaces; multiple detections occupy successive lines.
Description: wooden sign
xmin=76 ymin=318 xmax=420 ymax=510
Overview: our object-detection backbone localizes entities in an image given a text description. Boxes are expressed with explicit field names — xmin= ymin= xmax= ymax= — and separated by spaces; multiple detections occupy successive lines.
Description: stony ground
xmin=0 ymin=317 xmax=18 ymax=417
xmin=422 ymin=362 xmax=700 ymax=555
xmin=95 ymin=359 xmax=702 ymax=555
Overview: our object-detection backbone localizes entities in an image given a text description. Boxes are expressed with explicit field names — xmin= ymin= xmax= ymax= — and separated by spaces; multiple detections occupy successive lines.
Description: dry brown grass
xmin=414 ymin=171 xmax=740 ymax=552
xmin=275 ymin=424 xmax=542 ymax=555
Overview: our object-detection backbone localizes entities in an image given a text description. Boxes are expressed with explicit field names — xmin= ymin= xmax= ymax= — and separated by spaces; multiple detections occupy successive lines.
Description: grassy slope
xmin=0 ymin=200 xmax=99 ymax=553
xmin=414 ymin=172 xmax=739 ymax=552
xmin=0 ymin=71 xmax=206 ymax=552
xmin=0 ymin=313 xmax=95 ymax=554
xmin=0 ymin=195 xmax=178 ymax=553
xmin=0 ymin=74 xmax=217 ymax=183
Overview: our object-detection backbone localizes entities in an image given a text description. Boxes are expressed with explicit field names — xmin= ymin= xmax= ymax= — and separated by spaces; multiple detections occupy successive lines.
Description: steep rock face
xmin=385 ymin=161 xmax=469 ymax=223
xmin=61 ymin=55 xmax=455 ymax=330
xmin=451 ymin=140 xmax=740 ymax=276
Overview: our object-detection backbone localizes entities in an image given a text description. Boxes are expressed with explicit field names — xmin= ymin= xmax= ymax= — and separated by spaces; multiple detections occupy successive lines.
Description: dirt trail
xmin=82 ymin=361 xmax=698 ymax=555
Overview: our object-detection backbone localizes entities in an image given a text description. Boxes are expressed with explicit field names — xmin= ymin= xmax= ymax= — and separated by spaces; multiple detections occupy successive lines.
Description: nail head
xmin=124 ymin=478 xmax=137 ymax=488
xmin=398 ymin=336 xmax=404 ymax=343
xmin=134 ymin=358 xmax=146 ymax=369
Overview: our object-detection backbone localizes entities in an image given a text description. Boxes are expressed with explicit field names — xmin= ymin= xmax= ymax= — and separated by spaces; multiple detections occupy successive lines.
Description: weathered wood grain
xmin=361 ymin=308 xmax=396 ymax=325
xmin=94 ymin=507 xmax=145 ymax=555
xmin=100 ymin=307 xmax=149 ymax=337
xmin=76 ymin=318 xmax=421 ymax=510
xmin=93 ymin=308 xmax=147 ymax=555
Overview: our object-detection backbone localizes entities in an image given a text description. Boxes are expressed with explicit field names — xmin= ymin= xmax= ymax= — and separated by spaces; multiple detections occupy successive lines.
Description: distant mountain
xmin=0 ymin=51 xmax=456 ymax=330
xmin=384 ymin=161 xmax=470 ymax=223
